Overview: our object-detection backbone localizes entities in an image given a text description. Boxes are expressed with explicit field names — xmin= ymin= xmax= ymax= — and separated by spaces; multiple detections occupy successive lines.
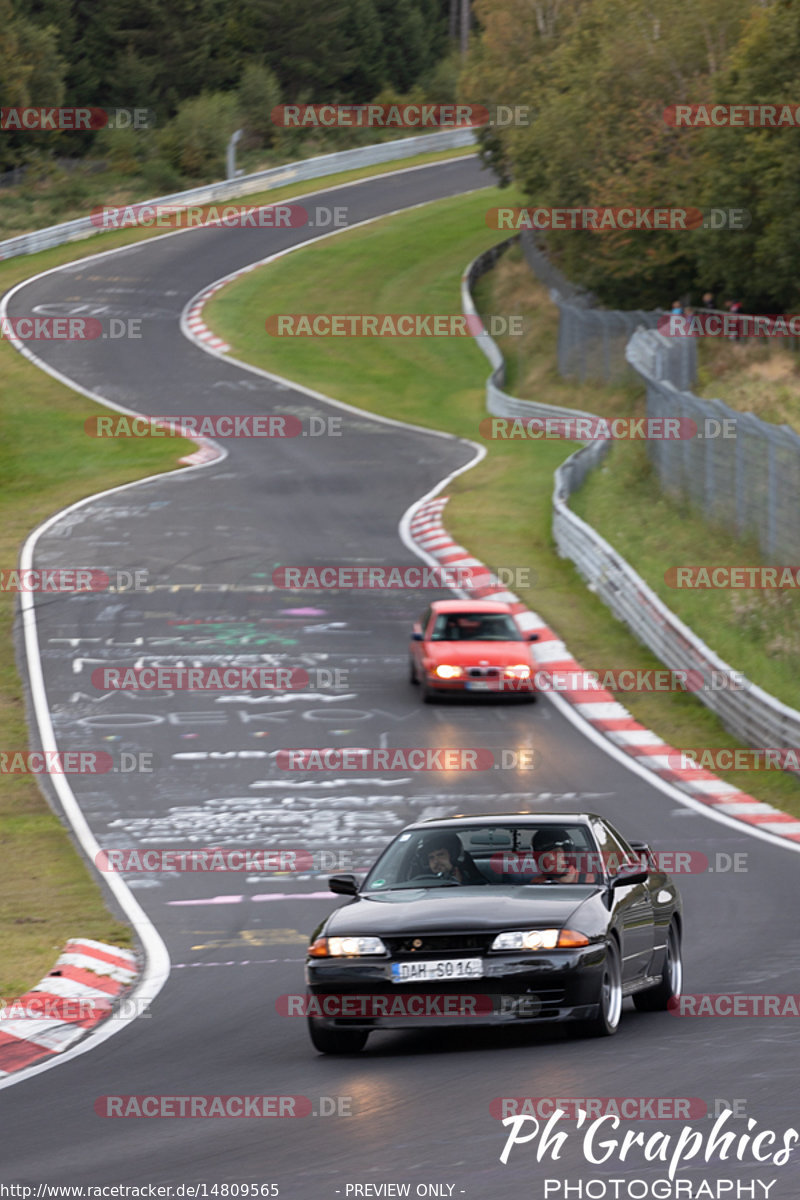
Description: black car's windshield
xmin=429 ymin=613 xmax=523 ymax=642
xmin=362 ymin=824 xmax=609 ymax=891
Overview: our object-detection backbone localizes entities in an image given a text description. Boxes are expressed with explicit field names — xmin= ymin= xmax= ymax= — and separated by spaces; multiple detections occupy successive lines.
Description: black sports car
xmin=304 ymin=813 xmax=683 ymax=1053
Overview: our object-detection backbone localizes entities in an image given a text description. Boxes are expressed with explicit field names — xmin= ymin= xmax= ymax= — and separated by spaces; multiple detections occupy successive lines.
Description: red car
xmin=409 ymin=599 xmax=539 ymax=701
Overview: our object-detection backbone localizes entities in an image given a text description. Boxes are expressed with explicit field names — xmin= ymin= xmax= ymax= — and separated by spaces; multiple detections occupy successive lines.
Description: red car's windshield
xmin=430 ymin=613 xmax=522 ymax=642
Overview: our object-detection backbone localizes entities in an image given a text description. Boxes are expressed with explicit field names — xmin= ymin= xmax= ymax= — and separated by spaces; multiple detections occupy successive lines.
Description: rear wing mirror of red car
xmin=411 ymin=631 xmax=424 ymax=641
xmin=527 ymin=632 xmax=539 ymax=641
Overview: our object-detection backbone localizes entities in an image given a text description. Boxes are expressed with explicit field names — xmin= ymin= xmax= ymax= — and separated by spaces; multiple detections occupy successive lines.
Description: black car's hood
xmin=324 ymin=885 xmax=601 ymax=935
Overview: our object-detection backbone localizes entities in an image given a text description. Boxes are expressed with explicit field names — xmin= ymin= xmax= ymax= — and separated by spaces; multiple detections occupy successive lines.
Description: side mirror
xmin=328 ymin=874 xmax=359 ymax=896
xmin=611 ymin=869 xmax=648 ymax=888
xmin=411 ymin=631 xmax=423 ymax=641
xmin=527 ymin=632 xmax=539 ymax=641
xmin=627 ymin=840 xmax=656 ymax=870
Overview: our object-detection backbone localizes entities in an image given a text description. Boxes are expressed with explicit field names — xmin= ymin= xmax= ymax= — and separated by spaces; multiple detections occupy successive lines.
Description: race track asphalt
xmin=2 ymin=156 xmax=798 ymax=1199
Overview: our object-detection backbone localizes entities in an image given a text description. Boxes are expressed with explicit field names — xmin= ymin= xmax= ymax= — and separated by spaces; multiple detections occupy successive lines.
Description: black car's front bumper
xmin=304 ymin=946 xmax=606 ymax=1030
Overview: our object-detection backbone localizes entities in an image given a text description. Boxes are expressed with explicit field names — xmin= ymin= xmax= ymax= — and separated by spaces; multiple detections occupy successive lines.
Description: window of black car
xmin=429 ymin=613 xmax=522 ymax=642
xmin=592 ymin=820 xmax=639 ymax=877
xmin=362 ymin=824 xmax=598 ymax=890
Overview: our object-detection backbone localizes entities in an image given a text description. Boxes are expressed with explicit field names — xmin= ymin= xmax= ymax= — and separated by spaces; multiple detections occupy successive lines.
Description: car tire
xmin=409 ymin=657 xmax=419 ymax=684
xmin=420 ymin=677 xmax=436 ymax=703
xmin=307 ymin=1017 xmax=368 ymax=1055
xmin=633 ymin=920 xmax=682 ymax=1012
xmin=576 ymin=940 xmax=622 ymax=1037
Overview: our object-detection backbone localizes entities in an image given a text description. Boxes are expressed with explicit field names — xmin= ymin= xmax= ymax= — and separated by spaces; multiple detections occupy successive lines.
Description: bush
xmin=157 ymin=92 xmax=241 ymax=178
xmin=137 ymin=157 xmax=184 ymax=193
xmin=237 ymin=63 xmax=282 ymax=148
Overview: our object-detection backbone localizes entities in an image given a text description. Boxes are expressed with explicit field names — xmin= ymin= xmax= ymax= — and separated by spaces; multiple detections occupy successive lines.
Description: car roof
xmin=428 ymin=599 xmax=515 ymax=614
xmin=409 ymin=813 xmax=601 ymax=829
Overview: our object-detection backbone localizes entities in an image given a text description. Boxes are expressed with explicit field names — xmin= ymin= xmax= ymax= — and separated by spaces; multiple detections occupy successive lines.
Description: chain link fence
xmin=627 ymin=328 xmax=800 ymax=562
xmin=519 ymin=230 xmax=667 ymax=384
xmin=464 ymin=242 xmax=800 ymax=774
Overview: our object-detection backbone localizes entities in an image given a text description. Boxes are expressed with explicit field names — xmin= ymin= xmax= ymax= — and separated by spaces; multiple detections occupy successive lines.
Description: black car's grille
xmin=385 ymin=933 xmax=490 ymax=955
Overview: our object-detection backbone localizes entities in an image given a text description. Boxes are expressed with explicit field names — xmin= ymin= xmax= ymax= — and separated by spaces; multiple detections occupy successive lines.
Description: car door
xmin=592 ymin=819 xmax=655 ymax=983
xmin=411 ymin=605 xmax=432 ymax=675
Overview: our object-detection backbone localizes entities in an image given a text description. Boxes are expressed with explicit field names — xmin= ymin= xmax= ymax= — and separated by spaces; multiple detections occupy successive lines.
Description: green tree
xmin=157 ymin=90 xmax=241 ymax=177
xmin=237 ymin=62 xmax=283 ymax=146
xmin=695 ymin=2 xmax=800 ymax=309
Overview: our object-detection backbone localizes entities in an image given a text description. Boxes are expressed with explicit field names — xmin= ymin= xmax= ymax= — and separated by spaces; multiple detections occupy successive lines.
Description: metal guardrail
xmin=0 ymin=128 xmax=477 ymax=261
xmin=463 ymin=237 xmax=601 ymax=431
xmin=463 ymin=240 xmax=800 ymax=762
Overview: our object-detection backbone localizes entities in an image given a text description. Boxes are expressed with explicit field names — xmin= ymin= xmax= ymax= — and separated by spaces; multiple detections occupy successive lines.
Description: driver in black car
xmin=420 ymin=832 xmax=487 ymax=884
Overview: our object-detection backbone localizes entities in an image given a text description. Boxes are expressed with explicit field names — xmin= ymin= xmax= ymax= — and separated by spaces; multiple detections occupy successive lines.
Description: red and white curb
xmin=185 ymin=281 xmax=231 ymax=353
xmin=143 ymin=419 xmax=223 ymax=468
xmin=0 ymin=939 xmax=138 ymax=1076
xmin=409 ymin=497 xmax=800 ymax=846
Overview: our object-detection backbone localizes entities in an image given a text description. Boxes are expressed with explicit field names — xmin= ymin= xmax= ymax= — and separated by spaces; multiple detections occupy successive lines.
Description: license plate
xmin=466 ymin=680 xmax=492 ymax=691
xmin=390 ymin=957 xmax=483 ymax=982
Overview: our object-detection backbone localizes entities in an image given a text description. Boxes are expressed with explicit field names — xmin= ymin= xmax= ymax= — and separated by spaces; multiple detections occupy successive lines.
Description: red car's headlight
xmin=434 ymin=664 xmax=464 ymax=679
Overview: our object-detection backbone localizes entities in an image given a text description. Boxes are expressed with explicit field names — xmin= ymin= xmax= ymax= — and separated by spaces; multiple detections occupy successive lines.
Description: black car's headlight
xmin=309 ymin=936 xmax=387 ymax=957
xmin=491 ymin=929 xmax=590 ymax=951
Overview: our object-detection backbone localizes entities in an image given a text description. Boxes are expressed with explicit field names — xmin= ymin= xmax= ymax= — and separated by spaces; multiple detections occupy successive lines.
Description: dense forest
xmin=0 ymin=0 xmax=454 ymax=171
xmin=462 ymin=0 xmax=800 ymax=310
xmin=3 ymin=0 xmax=798 ymax=310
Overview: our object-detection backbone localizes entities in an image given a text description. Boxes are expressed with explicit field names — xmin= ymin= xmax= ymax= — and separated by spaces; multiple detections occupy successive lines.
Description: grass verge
xmin=203 ymin=196 xmax=800 ymax=818
xmin=0 ymin=346 xmax=196 ymax=996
